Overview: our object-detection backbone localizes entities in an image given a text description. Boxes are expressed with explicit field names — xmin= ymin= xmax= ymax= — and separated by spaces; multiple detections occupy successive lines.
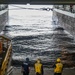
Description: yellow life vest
xmin=35 ymin=63 xmax=42 ymax=74
xmin=54 ymin=63 xmax=63 ymax=73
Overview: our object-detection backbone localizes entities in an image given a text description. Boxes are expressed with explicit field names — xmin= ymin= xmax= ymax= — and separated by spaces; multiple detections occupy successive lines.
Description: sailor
xmin=34 ymin=58 xmax=44 ymax=75
xmin=21 ymin=58 xmax=30 ymax=75
xmin=53 ymin=58 xmax=63 ymax=75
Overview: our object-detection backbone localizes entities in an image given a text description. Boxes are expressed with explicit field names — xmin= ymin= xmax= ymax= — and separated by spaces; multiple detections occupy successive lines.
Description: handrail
xmin=0 ymin=35 xmax=11 ymax=41
xmin=0 ymin=5 xmax=8 ymax=11
xmin=54 ymin=5 xmax=75 ymax=13
xmin=0 ymin=35 xmax=11 ymax=53
xmin=0 ymin=43 xmax=12 ymax=75
xmin=0 ymin=35 xmax=12 ymax=75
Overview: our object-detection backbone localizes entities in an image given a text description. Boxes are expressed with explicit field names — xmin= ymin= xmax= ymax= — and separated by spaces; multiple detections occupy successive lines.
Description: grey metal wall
xmin=53 ymin=5 xmax=75 ymax=38
xmin=0 ymin=4 xmax=8 ymax=33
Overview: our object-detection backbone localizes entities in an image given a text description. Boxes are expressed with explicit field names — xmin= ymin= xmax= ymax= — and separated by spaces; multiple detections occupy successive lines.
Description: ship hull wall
xmin=53 ymin=9 xmax=75 ymax=38
xmin=0 ymin=9 xmax=8 ymax=33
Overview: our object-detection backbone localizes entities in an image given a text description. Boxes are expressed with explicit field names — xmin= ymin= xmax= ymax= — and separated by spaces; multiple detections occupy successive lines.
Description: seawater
xmin=3 ymin=5 xmax=74 ymax=65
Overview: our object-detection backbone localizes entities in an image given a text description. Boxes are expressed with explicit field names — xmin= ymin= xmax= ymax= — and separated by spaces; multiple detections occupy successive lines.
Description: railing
xmin=54 ymin=5 xmax=75 ymax=13
xmin=0 ymin=35 xmax=11 ymax=53
xmin=0 ymin=35 xmax=12 ymax=75
xmin=0 ymin=4 xmax=8 ymax=11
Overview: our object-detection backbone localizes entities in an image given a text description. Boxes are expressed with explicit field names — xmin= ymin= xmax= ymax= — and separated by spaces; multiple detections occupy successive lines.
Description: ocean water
xmin=3 ymin=5 xmax=74 ymax=65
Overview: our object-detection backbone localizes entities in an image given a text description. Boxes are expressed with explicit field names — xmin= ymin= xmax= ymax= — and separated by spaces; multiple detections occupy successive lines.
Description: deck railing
xmin=0 ymin=4 xmax=8 ymax=11
xmin=0 ymin=35 xmax=12 ymax=75
xmin=54 ymin=5 xmax=75 ymax=13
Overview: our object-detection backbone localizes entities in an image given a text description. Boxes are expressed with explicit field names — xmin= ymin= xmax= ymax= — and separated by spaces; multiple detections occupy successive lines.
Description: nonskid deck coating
xmin=11 ymin=67 xmax=75 ymax=75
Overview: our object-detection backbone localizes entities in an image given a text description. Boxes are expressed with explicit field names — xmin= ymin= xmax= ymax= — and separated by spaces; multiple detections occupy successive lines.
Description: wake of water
xmin=3 ymin=5 xmax=75 ymax=66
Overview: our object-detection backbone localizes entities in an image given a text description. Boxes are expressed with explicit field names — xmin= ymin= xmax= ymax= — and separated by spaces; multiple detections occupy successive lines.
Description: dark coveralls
xmin=22 ymin=62 xmax=30 ymax=75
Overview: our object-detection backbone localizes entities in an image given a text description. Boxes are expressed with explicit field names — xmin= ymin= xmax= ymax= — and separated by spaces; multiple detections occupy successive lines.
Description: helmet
xmin=56 ymin=58 xmax=61 ymax=62
xmin=37 ymin=58 xmax=41 ymax=63
xmin=26 ymin=58 xmax=29 ymax=62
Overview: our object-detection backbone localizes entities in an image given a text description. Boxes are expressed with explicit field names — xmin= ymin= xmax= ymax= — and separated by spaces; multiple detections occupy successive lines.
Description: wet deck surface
xmin=11 ymin=67 xmax=75 ymax=75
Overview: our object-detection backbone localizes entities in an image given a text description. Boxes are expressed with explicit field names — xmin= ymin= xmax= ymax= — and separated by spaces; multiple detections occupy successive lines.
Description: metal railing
xmin=0 ymin=35 xmax=12 ymax=75
xmin=54 ymin=5 xmax=75 ymax=13
xmin=0 ymin=4 xmax=8 ymax=11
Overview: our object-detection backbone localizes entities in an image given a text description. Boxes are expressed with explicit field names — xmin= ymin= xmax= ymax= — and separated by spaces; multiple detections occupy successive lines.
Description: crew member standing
xmin=34 ymin=58 xmax=44 ymax=75
xmin=53 ymin=58 xmax=63 ymax=75
xmin=21 ymin=58 xmax=30 ymax=75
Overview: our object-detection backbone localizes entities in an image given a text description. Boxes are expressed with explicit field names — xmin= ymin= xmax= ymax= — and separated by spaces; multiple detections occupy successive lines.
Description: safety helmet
xmin=56 ymin=58 xmax=61 ymax=62
xmin=25 ymin=58 xmax=29 ymax=62
xmin=37 ymin=58 xmax=41 ymax=63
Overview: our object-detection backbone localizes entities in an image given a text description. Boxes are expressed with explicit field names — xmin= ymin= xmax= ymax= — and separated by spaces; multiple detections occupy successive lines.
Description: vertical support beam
xmin=7 ymin=40 xmax=8 ymax=48
xmin=0 ymin=41 xmax=3 ymax=53
xmin=0 ymin=69 xmax=1 ymax=75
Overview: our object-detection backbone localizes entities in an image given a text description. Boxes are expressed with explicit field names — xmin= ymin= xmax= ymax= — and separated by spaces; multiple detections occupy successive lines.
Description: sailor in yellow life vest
xmin=53 ymin=58 xmax=63 ymax=75
xmin=34 ymin=59 xmax=44 ymax=75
